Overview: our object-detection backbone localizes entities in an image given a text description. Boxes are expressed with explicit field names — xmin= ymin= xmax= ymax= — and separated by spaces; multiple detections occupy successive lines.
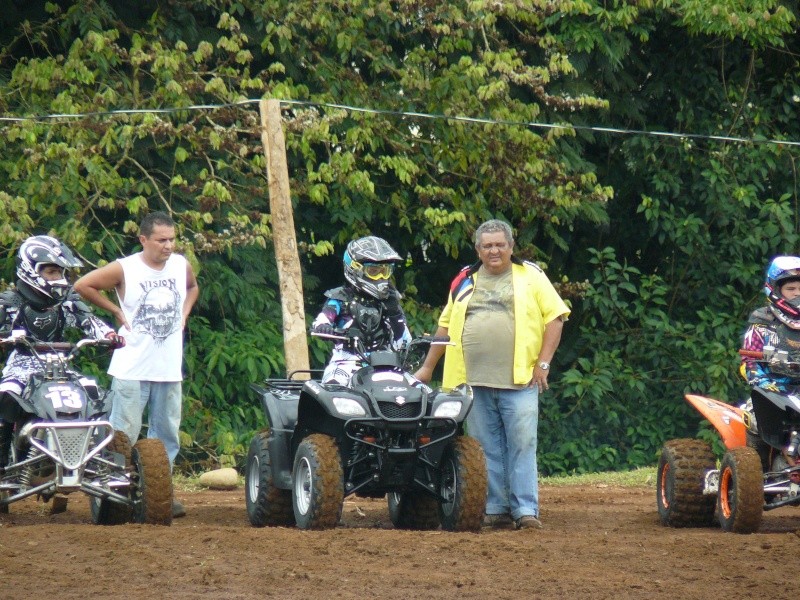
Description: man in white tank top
xmin=74 ymin=212 xmax=199 ymax=517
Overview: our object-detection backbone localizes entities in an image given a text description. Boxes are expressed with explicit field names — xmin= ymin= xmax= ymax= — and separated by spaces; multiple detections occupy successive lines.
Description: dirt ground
xmin=0 ymin=482 xmax=797 ymax=600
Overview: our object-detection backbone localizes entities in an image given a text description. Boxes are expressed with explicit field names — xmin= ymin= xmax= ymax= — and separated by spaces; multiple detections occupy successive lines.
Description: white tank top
xmin=108 ymin=252 xmax=187 ymax=381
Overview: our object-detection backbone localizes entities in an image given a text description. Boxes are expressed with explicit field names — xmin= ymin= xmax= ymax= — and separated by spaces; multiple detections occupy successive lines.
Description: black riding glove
xmin=383 ymin=293 xmax=402 ymax=318
xmin=313 ymin=322 xmax=335 ymax=336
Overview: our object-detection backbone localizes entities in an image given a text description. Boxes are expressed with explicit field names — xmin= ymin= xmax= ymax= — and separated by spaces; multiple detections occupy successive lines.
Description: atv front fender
xmin=249 ymin=383 xmax=298 ymax=489
xmin=685 ymin=394 xmax=747 ymax=449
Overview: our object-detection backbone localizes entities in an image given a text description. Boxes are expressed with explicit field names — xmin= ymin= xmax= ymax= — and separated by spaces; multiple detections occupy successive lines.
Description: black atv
xmin=0 ymin=334 xmax=172 ymax=525
xmin=245 ymin=330 xmax=487 ymax=531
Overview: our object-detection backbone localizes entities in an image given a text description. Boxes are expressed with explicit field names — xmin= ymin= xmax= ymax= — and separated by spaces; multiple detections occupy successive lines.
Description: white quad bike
xmin=0 ymin=334 xmax=172 ymax=525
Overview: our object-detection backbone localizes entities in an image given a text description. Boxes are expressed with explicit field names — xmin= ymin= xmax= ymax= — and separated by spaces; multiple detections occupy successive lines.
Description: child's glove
xmin=313 ymin=323 xmax=335 ymax=336
xmin=105 ymin=332 xmax=126 ymax=349
xmin=383 ymin=293 xmax=402 ymax=317
xmin=752 ymin=377 xmax=781 ymax=392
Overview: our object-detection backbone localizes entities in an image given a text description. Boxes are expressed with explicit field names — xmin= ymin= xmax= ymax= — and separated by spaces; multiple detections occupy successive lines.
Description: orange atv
xmin=656 ymin=349 xmax=800 ymax=533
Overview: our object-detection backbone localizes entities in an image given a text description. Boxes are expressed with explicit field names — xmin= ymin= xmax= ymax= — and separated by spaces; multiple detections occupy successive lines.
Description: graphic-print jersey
xmin=742 ymin=306 xmax=800 ymax=390
xmin=0 ymin=290 xmax=113 ymax=389
xmin=108 ymin=253 xmax=187 ymax=382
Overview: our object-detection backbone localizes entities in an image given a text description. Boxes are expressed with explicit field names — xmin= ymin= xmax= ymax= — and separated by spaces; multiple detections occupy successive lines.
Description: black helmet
xmin=16 ymin=235 xmax=84 ymax=306
xmin=343 ymin=236 xmax=401 ymax=300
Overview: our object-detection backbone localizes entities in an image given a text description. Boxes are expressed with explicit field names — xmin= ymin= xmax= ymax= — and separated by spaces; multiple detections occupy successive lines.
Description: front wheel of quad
xmin=292 ymin=434 xmax=343 ymax=530
xmin=438 ymin=436 xmax=487 ymax=531
xmin=90 ymin=430 xmax=133 ymax=525
xmin=131 ymin=438 xmax=172 ymax=526
xmin=388 ymin=491 xmax=440 ymax=530
xmin=656 ymin=439 xmax=716 ymax=527
xmin=246 ymin=430 xmax=294 ymax=527
xmin=718 ymin=446 xmax=763 ymax=533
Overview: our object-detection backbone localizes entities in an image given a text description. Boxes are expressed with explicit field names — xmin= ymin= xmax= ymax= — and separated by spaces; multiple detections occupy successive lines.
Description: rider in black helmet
xmin=310 ymin=236 xmax=411 ymax=385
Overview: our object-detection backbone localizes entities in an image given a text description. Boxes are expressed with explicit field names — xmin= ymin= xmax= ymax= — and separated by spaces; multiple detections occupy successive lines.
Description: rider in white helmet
xmin=741 ymin=255 xmax=800 ymax=391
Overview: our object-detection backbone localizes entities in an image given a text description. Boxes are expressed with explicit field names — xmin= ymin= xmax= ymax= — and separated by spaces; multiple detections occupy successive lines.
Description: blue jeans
xmin=467 ymin=385 xmax=539 ymax=520
xmin=109 ymin=379 xmax=182 ymax=468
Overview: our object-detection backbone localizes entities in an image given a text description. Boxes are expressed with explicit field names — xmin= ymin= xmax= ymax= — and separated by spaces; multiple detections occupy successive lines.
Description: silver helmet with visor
xmin=16 ymin=235 xmax=84 ymax=306
xmin=343 ymin=236 xmax=402 ymax=300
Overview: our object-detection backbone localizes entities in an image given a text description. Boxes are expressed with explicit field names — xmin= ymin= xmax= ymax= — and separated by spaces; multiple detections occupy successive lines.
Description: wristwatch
xmin=538 ymin=361 xmax=550 ymax=371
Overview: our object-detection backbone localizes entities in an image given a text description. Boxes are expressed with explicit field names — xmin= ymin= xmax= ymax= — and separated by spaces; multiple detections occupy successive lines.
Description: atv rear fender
xmin=685 ymin=394 xmax=747 ymax=449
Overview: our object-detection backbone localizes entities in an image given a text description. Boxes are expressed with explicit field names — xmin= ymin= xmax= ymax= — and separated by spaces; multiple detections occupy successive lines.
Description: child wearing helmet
xmin=741 ymin=255 xmax=800 ymax=392
xmin=311 ymin=236 xmax=411 ymax=385
xmin=0 ymin=236 xmax=123 ymax=466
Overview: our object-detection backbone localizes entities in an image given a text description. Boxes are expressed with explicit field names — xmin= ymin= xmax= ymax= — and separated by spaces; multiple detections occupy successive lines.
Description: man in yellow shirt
xmin=415 ymin=219 xmax=569 ymax=529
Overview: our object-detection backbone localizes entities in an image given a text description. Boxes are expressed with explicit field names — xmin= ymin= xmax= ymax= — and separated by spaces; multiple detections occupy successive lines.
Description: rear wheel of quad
xmin=292 ymin=434 xmax=343 ymax=530
xmin=90 ymin=430 xmax=133 ymax=525
xmin=246 ymin=430 xmax=294 ymax=527
xmin=388 ymin=491 xmax=440 ymax=530
xmin=717 ymin=446 xmax=763 ymax=533
xmin=131 ymin=438 xmax=172 ymax=526
xmin=438 ymin=436 xmax=487 ymax=531
xmin=746 ymin=430 xmax=771 ymax=473
xmin=656 ymin=439 xmax=716 ymax=527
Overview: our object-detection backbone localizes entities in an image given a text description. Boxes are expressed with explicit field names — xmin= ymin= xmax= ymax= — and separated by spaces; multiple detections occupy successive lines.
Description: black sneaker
xmin=172 ymin=499 xmax=186 ymax=518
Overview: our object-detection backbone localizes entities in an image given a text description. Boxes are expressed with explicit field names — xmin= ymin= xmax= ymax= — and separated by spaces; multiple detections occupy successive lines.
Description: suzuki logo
xmin=395 ymin=396 xmax=406 ymax=405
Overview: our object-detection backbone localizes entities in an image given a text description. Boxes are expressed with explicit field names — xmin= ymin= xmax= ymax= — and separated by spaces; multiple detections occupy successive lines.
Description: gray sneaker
xmin=515 ymin=515 xmax=543 ymax=530
xmin=482 ymin=513 xmax=515 ymax=529
xmin=172 ymin=499 xmax=186 ymax=518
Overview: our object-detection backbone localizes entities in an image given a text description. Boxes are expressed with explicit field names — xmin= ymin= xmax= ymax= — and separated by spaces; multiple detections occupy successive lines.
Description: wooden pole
xmin=260 ymin=99 xmax=310 ymax=376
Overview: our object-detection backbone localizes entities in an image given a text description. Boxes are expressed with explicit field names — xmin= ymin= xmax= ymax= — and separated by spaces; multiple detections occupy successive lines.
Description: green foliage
xmin=1 ymin=0 xmax=799 ymax=475
xmin=530 ymin=0 xmax=800 ymax=475
xmin=542 ymin=247 xmax=750 ymax=475
xmin=663 ymin=0 xmax=795 ymax=48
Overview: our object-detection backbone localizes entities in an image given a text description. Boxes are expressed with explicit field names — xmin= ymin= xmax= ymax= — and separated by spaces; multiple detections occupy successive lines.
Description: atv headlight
xmin=433 ymin=401 xmax=462 ymax=418
xmin=332 ymin=397 xmax=367 ymax=417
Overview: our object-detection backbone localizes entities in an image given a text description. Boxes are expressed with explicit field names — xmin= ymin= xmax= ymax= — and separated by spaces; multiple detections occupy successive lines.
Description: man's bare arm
xmin=182 ymin=262 xmax=199 ymax=328
xmin=73 ymin=262 xmax=128 ymax=329
xmin=413 ymin=325 xmax=449 ymax=383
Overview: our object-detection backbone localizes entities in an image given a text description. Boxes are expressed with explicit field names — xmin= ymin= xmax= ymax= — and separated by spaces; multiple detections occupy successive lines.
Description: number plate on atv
xmin=44 ymin=384 xmax=86 ymax=413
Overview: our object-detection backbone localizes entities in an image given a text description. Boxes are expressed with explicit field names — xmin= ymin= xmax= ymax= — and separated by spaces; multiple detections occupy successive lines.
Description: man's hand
xmin=413 ymin=365 xmax=433 ymax=383
xmin=530 ymin=365 xmax=549 ymax=392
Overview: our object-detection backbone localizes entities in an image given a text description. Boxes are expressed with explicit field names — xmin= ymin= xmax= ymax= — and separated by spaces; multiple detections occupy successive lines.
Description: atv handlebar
xmin=311 ymin=329 xmax=450 ymax=347
xmin=739 ymin=348 xmax=800 ymax=373
xmin=311 ymin=329 xmax=451 ymax=367
xmin=0 ymin=334 xmax=119 ymax=356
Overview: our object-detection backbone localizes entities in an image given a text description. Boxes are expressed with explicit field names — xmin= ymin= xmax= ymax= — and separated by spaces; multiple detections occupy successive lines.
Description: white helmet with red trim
xmin=764 ymin=255 xmax=800 ymax=328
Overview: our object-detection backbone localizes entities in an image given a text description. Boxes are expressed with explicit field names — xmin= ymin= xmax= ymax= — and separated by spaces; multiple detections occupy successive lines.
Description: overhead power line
xmin=1 ymin=98 xmax=799 ymax=148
